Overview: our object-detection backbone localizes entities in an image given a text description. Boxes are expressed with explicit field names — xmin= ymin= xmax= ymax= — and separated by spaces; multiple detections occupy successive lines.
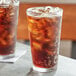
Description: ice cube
xmin=2 ymin=30 xmax=8 ymax=37
xmin=47 ymin=27 xmax=53 ymax=37
xmin=29 ymin=19 xmax=35 ymax=23
xmin=28 ymin=23 xmax=33 ymax=32
xmin=32 ymin=30 xmax=45 ymax=42
xmin=0 ymin=8 xmax=5 ymax=17
xmin=32 ymin=41 xmax=42 ymax=50
xmin=7 ymin=38 xmax=14 ymax=45
xmin=32 ymin=29 xmax=39 ymax=35
xmin=8 ymin=34 xmax=14 ymax=39
xmin=47 ymin=51 xmax=54 ymax=55
xmin=0 ymin=25 xmax=5 ymax=33
xmin=43 ymin=38 xmax=51 ymax=42
xmin=35 ymin=36 xmax=43 ymax=41
xmin=28 ymin=22 xmax=41 ymax=35
xmin=46 ymin=18 xmax=53 ymax=23
xmin=10 ymin=12 xmax=14 ymax=16
xmin=40 ymin=18 xmax=46 ymax=25
xmin=0 ymin=38 xmax=7 ymax=45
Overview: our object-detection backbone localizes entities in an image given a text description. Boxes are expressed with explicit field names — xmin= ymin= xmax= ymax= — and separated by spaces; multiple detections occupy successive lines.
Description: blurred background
xmin=17 ymin=0 xmax=76 ymax=59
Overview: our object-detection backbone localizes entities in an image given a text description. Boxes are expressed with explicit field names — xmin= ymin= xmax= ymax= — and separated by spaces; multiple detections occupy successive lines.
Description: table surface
xmin=0 ymin=42 xmax=76 ymax=76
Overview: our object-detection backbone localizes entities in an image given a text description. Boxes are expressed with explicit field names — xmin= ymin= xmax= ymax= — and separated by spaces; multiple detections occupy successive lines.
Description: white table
xmin=0 ymin=42 xmax=76 ymax=76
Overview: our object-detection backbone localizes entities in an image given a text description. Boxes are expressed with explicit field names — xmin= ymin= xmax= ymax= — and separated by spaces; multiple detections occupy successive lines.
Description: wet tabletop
xmin=0 ymin=41 xmax=76 ymax=76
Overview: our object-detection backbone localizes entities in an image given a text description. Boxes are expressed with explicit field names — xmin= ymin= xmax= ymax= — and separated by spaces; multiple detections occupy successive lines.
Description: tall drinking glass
xmin=26 ymin=6 xmax=63 ymax=72
xmin=0 ymin=0 xmax=19 ymax=59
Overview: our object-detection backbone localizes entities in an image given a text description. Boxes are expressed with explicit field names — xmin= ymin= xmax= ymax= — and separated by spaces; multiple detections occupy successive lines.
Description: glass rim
xmin=26 ymin=6 xmax=63 ymax=18
xmin=0 ymin=0 xmax=19 ymax=6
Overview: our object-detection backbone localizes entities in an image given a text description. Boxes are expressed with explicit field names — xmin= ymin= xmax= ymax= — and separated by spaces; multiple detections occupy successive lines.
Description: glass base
xmin=33 ymin=65 xmax=57 ymax=72
xmin=0 ymin=54 xmax=15 ymax=60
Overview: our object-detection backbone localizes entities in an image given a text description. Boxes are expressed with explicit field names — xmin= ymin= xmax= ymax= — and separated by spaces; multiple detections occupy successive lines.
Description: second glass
xmin=27 ymin=6 xmax=63 ymax=72
xmin=0 ymin=0 xmax=19 ymax=59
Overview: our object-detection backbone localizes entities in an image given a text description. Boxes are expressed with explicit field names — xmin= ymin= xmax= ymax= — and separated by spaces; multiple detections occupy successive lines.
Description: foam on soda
xmin=27 ymin=6 xmax=63 ymax=18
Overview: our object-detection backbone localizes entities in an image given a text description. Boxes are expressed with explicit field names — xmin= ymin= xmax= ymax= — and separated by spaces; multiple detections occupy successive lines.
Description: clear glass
xmin=26 ymin=6 xmax=63 ymax=72
xmin=0 ymin=0 xmax=19 ymax=59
